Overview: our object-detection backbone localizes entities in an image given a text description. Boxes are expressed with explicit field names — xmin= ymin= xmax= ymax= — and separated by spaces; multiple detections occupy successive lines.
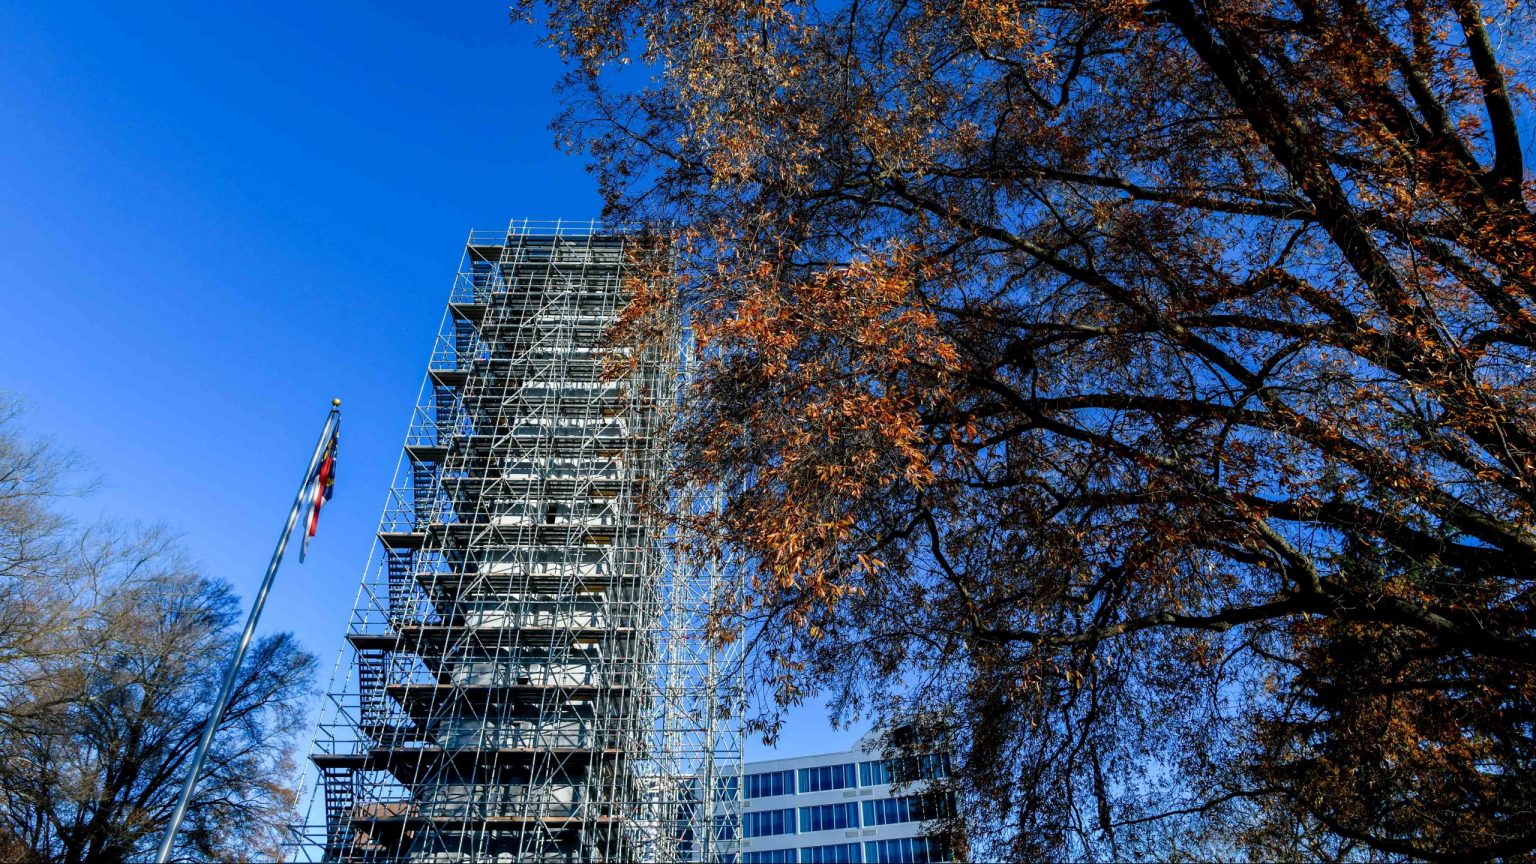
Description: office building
xmin=736 ymin=743 xmax=954 ymax=864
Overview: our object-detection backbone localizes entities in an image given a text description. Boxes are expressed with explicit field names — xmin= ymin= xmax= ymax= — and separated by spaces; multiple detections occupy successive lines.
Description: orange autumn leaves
xmin=683 ymin=252 xmax=962 ymax=623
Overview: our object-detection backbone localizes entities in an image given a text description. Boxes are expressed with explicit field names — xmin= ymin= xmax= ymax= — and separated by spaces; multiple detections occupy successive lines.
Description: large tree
xmin=0 ymin=400 xmax=316 ymax=863
xmin=525 ymin=0 xmax=1536 ymax=859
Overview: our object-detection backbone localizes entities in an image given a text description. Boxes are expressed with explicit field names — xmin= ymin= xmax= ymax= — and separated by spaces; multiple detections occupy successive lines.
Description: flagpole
xmin=154 ymin=399 xmax=341 ymax=864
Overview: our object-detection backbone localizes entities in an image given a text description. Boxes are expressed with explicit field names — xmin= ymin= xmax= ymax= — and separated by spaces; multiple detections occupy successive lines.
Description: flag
xmin=300 ymin=419 xmax=339 ymax=563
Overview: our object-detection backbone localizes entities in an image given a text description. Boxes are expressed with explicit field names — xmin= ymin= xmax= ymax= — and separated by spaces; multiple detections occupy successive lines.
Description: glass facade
xmin=798 ymin=763 xmax=858 ymax=793
xmin=741 ymin=747 xmax=953 ymax=864
xmin=862 ymin=795 xmax=948 ymax=826
xmin=800 ymin=843 xmax=862 ymax=863
xmin=744 ymin=851 xmax=799 ymax=864
xmin=800 ymin=802 xmax=859 ymax=833
xmin=864 ymin=837 xmax=947 ymax=863
xmin=858 ymin=759 xmax=892 ymax=787
xmin=747 ymin=768 xmax=796 ymax=799
xmin=744 ymin=808 xmax=797 ymax=838
xmin=858 ymin=754 xmax=951 ymax=787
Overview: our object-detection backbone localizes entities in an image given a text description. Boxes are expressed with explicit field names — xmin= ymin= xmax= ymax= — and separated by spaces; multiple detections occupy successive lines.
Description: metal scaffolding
xmin=291 ymin=220 xmax=742 ymax=863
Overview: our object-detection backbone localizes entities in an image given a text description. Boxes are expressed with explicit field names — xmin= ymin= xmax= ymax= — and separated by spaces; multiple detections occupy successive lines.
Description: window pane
xmin=800 ymin=802 xmax=859 ymax=832
xmin=800 ymin=763 xmax=858 ymax=793
xmin=748 ymin=769 xmax=795 ymax=799
xmin=801 ymin=842 xmax=862 ymax=863
xmin=859 ymin=759 xmax=892 ymax=786
xmin=864 ymin=837 xmax=948 ymax=863
xmin=743 ymin=808 xmax=796 ymax=837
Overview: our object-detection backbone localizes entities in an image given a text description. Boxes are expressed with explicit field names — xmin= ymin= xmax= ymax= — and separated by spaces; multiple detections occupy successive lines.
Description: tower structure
xmin=295 ymin=221 xmax=741 ymax=863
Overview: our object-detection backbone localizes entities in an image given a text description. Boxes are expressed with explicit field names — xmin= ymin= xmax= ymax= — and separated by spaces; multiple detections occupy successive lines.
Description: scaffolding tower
xmin=293 ymin=221 xmax=742 ymax=863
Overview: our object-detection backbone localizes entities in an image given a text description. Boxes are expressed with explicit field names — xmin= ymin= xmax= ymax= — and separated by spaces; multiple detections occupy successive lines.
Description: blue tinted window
xmin=858 ymin=760 xmax=891 ymax=786
xmin=744 ymin=852 xmax=798 ymax=864
xmin=860 ymin=754 xmax=950 ymax=786
xmin=743 ymin=808 xmax=796 ymax=837
xmin=798 ymin=763 xmax=857 ymax=793
xmin=915 ymin=754 xmax=950 ymax=780
xmin=746 ymin=769 xmax=795 ymax=799
xmin=861 ymin=795 xmax=948 ymax=826
xmin=800 ymin=842 xmax=861 ymax=863
xmin=864 ymin=837 xmax=947 ymax=863
xmin=799 ymin=802 xmax=859 ymax=832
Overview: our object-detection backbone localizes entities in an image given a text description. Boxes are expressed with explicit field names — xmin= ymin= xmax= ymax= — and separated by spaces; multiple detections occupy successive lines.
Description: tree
xmin=0 ymin=400 xmax=317 ymax=863
xmin=0 ymin=396 xmax=87 ymax=718
xmin=523 ymin=0 xmax=1536 ymax=859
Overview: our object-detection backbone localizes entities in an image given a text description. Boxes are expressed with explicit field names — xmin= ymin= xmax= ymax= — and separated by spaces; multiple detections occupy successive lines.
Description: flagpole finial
xmin=332 ymin=398 xmax=342 ymax=407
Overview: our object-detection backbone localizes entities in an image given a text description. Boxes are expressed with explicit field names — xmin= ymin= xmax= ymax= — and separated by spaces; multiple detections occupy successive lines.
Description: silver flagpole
xmin=154 ymin=399 xmax=341 ymax=864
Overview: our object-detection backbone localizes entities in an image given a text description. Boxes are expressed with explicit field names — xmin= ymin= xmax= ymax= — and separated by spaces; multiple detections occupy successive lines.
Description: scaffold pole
xmin=154 ymin=401 xmax=341 ymax=864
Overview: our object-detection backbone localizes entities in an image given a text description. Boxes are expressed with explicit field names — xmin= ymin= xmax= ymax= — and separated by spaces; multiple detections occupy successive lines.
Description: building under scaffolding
xmin=293 ymin=221 xmax=742 ymax=863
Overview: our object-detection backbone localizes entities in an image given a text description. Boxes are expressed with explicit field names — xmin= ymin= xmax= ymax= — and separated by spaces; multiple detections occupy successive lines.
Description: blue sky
xmin=0 ymin=0 xmax=858 ymax=770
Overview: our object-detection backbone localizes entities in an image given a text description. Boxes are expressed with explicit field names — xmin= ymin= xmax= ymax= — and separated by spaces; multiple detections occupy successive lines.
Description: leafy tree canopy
xmin=524 ymin=0 xmax=1536 ymax=859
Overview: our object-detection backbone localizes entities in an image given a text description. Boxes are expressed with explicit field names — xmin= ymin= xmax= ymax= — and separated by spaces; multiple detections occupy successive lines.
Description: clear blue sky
xmin=0 ymin=0 xmax=858 ymax=772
